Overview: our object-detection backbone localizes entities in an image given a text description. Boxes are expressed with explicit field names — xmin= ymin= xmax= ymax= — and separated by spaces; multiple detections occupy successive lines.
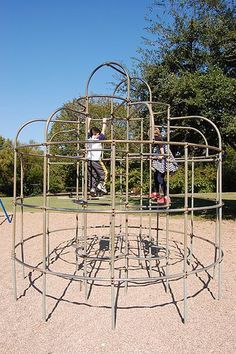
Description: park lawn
xmin=0 ymin=196 xmax=93 ymax=213
xmin=0 ymin=195 xmax=123 ymax=213
xmin=1 ymin=192 xmax=236 ymax=219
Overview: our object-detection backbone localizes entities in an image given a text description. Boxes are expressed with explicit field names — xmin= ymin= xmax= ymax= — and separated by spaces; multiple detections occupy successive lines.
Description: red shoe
xmin=157 ymin=196 xmax=171 ymax=204
xmin=157 ymin=197 xmax=165 ymax=204
xmin=150 ymin=192 xmax=160 ymax=199
xmin=165 ymin=196 xmax=171 ymax=204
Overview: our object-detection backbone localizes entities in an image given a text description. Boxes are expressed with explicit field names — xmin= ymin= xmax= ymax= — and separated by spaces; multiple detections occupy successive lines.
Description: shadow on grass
xmin=2 ymin=194 xmax=236 ymax=220
xmin=131 ymin=195 xmax=236 ymax=220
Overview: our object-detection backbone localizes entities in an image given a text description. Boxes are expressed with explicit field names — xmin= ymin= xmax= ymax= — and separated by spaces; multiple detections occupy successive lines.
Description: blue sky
xmin=0 ymin=0 xmax=153 ymax=143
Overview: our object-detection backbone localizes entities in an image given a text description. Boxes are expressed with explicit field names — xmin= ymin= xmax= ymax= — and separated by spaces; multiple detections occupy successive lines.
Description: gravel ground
xmin=0 ymin=212 xmax=235 ymax=354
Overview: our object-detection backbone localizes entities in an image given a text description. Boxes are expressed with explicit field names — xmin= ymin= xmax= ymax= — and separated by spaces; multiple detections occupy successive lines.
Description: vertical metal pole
xmin=83 ymin=116 xmax=89 ymax=299
xmin=165 ymin=213 xmax=170 ymax=292
xmin=213 ymin=160 xmax=219 ymax=279
xmin=83 ymin=205 xmax=88 ymax=299
xmin=217 ymin=151 xmax=222 ymax=300
xmin=42 ymin=141 xmax=48 ymax=321
xmin=75 ymin=119 xmax=80 ymax=273
xmin=12 ymin=146 xmax=18 ymax=300
xmin=148 ymin=118 xmax=153 ymax=274
xmin=140 ymin=115 xmax=144 ymax=219
xmin=124 ymin=119 xmax=129 ymax=292
xmin=46 ymin=152 xmax=50 ymax=268
xmin=138 ymin=116 xmax=144 ymax=268
xmin=156 ymin=213 xmax=159 ymax=246
xmin=20 ymin=155 xmax=25 ymax=277
xmin=165 ymin=105 xmax=171 ymax=290
xmin=166 ymin=105 xmax=171 ymax=205
xmin=111 ymin=141 xmax=116 ymax=329
xmin=183 ymin=144 xmax=189 ymax=323
xmin=189 ymin=160 xmax=194 ymax=263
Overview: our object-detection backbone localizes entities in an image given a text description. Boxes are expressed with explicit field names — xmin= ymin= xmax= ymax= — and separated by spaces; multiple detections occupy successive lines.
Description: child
xmin=87 ymin=117 xmax=108 ymax=197
xmin=151 ymin=127 xmax=178 ymax=204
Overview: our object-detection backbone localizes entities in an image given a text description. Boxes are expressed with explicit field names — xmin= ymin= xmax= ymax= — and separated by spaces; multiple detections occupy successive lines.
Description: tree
xmin=20 ymin=144 xmax=44 ymax=196
xmin=0 ymin=137 xmax=14 ymax=196
xmin=140 ymin=0 xmax=236 ymax=76
xmin=0 ymin=135 xmax=45 ymax=197
xmin=138 ymin=0 xmax=236 ymax=145
xmin=136 ymin=0 xmax=236 ymax=190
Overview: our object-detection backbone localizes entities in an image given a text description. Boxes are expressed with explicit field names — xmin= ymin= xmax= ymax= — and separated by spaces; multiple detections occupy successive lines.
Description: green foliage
xmin=169 ymin=168 xmax=185 ymax=193
xmin=19 ymin=146 xmax=43 ymax=196
xmin=49 ymin=165 xmax=67 ymax=194
xmin=23 ymin=163 xmax=43 ymax=196
xmin=144 ymin=67 xmax=236 ymax=147
xmin=0 ymin=137 xmax=14 ymax=196
xmin=138 ymin=0 xmax=236 ymax=151
xmin=0 ymin=136 xmax=45 ymax=197
xmin=127 ymin=164 xmax=141 ymax=190
xmin=191 ymin=164 xmax=217 ymax=193
xmin=141 ymin=0 xmax=235 ymax=76
xmin=170 ymin=164 xmax=217 ymax=193
xmin=222 ymin=146 xmax=236 ymax=191
xmin=136 ymin=0 xmax=236 ymax=191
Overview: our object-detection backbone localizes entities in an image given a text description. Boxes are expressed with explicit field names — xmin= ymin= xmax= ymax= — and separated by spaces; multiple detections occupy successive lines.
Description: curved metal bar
xmin=113 ymin=76 xmax=153 ymax=102
xmin=49 ymin=129 xmax=78 ymax=142
xmin=170 ymin=115 xmax=222 ymax=150
xmin=14 ymin=119 xmax=47 ymax=147
xmin=44 ymin=107 xmax=87 ymax=143
xmin=14 ymin=198 xmax=223 ymax=214
xmin=158 ymin=124 xmax=209 ymax=154
xmin=13 ymin=245 xmax=223 ymax=283
xmin=85 ymin=61 xmax=131 ymax=100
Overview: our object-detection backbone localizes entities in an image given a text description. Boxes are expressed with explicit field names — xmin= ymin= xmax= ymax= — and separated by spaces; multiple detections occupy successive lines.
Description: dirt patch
xmin=0 ymin=213 xmax=235 ymax=353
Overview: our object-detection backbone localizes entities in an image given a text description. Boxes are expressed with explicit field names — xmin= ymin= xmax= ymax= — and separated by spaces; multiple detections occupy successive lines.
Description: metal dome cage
xmin=12 ymin=61 xmax=223 ymax=329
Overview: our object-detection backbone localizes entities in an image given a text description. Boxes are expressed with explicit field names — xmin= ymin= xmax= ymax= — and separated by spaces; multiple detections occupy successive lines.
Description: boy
xmin=87 ymin=117 xmax=108 ymax=197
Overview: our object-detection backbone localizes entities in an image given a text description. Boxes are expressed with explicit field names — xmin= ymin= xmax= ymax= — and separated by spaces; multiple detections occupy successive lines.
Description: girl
xmin=151 ymin=127 xmax=178 ymax=204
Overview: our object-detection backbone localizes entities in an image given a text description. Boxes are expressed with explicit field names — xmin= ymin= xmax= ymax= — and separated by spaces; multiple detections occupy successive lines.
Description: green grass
xmin=172 ymin=193 xmax=236 ymax=220
xmin=0 ymin=195 xmax=124 ymax=213
xmin=1 ymin=192 xmax=236 ymax=219
xmin=193 ymin=192 xmax=236 ymax=219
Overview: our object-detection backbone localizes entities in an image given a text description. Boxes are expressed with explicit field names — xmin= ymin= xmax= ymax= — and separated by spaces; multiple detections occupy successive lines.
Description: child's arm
xmin=157 ymin=144 xmax=165 ymax=160
xmin=101 ymin=118 xmax=107 ymax=135
xmin=87 ymin=117 xmax=91 ymax=132
xmin=87 ymin=117 xmax=92 ymax=138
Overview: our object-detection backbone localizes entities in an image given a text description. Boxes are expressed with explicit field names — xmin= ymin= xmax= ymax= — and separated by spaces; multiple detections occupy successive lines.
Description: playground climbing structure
xmin=12 ymin=62 xmax=223 ymax=328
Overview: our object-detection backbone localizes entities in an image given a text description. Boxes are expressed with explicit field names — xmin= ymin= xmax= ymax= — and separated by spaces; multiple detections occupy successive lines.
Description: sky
xmin=0 ymin=0 xmax=154 ymax=143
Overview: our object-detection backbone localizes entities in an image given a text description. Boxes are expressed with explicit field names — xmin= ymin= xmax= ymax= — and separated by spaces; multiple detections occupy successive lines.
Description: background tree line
xmin=137 ymin=0 xmax=236 ymax=192
xmin=0 ymin=0 xmax=235 ymax=196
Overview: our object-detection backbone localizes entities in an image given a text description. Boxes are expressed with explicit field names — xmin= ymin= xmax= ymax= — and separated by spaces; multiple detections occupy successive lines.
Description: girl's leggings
xmin=154 ymin=171 xmax=167 ymax=196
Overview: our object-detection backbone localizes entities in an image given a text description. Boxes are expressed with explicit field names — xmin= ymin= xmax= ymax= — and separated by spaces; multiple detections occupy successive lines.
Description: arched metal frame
xmin=12 ymin=61 xmax=223 ymax=329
